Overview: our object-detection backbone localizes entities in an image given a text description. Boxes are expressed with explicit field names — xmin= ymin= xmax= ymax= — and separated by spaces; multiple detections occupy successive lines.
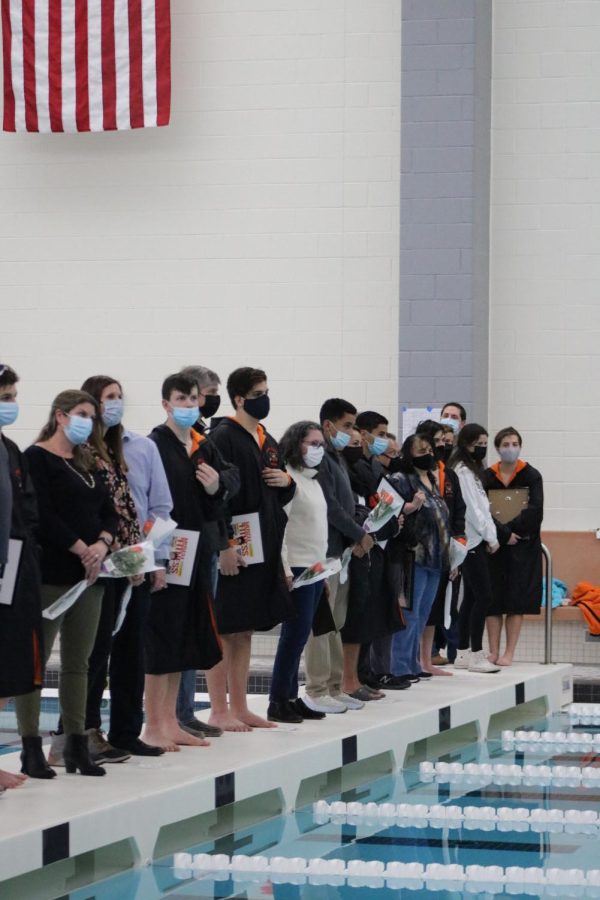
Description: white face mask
xmin=303 ymin=446 xmax=325 ymax=468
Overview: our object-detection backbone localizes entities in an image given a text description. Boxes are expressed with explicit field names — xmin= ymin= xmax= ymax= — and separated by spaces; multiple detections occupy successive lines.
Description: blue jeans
xmin=391 ymin=564 xmax=441 ymax=676
xmin=269 ymin=569 xmax=324 ymax=702
xmin=176 ymin=554 xmax=219 ymax=723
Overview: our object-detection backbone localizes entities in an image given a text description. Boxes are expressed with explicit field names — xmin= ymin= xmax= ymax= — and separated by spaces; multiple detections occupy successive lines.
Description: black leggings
xmin=458 ymin=542 xmax=493 ymax=653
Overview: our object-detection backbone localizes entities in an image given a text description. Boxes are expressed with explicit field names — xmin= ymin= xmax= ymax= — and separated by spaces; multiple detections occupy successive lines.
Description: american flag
xmin=2 ymin=0 xmax=171 ymax=132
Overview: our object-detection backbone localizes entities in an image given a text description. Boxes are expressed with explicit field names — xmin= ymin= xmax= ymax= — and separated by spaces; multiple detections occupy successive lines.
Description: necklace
xmin=63 ymin=457 xmax=95 ymax=489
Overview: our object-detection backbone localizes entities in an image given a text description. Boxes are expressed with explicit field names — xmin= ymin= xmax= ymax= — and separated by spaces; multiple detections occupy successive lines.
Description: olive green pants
xmin=15 ymin=582 xmax=103 ymax=737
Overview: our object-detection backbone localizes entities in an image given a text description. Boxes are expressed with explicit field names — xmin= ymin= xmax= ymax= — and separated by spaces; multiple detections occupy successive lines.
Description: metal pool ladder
xmin=542 ymin=543 xmax=553 ymax=664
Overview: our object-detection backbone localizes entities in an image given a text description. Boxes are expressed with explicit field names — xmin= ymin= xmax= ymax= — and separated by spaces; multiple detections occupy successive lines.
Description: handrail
xmin=542 ymin=543 xmax=553 ymax=664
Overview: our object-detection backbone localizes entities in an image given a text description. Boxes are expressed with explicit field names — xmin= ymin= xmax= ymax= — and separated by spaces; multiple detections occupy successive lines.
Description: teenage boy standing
xmin=175 ymin=365 xmax=242 ymax=736
xmin=303 ymin=398 xmax=374 ymax=714
xmin=210 ymin=367 xmax=295 ymax=729
xmin=144 ymin=374 xmax=225 ymax=750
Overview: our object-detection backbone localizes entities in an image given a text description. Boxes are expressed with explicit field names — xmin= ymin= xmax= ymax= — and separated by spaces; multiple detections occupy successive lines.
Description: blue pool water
xmin=61 ymin=709 xmax=600 ymax=900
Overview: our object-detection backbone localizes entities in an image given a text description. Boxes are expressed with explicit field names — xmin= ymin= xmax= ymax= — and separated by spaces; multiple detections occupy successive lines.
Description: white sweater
xmin=281 ymin=465 xmax=329 ymax=575
xmin=455 ymin=462 xmax=497 ymax=550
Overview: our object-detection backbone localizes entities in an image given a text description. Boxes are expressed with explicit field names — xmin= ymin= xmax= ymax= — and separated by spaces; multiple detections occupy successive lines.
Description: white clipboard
xmin=0 ymin=539 xmax=22 ymax=606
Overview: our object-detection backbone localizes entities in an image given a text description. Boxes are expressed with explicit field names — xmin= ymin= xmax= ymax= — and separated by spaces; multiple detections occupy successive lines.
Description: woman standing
xmin=0 ymin=364 xmax=43 ymax=790
xmin=387 ymin=434 xmax=450 ymax=684
xmin=449 ymin=424 xmax=500 ymax=673
xmin=482 ymin=427 xmax=543 ymax=666
xmin=15 ymin=390 xmax=117 ymax=777
xmin=268 ymin=421 xmax=329 ymax=723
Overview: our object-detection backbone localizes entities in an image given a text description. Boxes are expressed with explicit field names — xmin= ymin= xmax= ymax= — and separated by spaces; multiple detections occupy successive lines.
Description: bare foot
xmin=428 ymin=665 xmax=453 ymax=676
xmin=141 ymin=727 xmax=180 ymax=753
xmin=487 ymin=654 xmax=499 ymax=664
xmin=233 ymin=710 xmax=277 ymax=729
xmin=208 ymin=711 xmax=252 ymax=733
xmin=166 ymin=725 xmax=210 ymax=747
xmin=0 ymin=768 xmax=27 ymax=789
xmin=496 ymin=655 xmax=513 ymax=666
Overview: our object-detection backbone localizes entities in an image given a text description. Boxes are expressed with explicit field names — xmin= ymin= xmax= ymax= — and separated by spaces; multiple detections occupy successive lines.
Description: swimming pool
xmin=63 ymin=707 xmax=600 ymax=899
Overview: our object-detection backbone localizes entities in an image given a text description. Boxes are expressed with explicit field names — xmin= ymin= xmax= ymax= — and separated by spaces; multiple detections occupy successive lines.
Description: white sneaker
xmin=468 ymin=650 xmax=501 ymax=673
xmin=331 ymin=691 xmax=365 ymax=710
xmin=453 ymin=651 xmax=471 ymax=669
xmin=303 ymin=694 xmax=347 ymax=714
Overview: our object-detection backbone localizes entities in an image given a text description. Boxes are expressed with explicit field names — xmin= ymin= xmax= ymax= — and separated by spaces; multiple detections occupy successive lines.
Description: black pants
xmin=57 ymin=579 xmax=151 ymax=742
xmin=458 ymin=543 xmax=492 ymax=653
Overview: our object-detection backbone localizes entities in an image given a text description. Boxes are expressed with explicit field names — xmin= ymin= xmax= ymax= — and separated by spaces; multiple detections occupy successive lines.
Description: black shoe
xmin=407 ymin=673 xmax=420 ymax=683
xmin=20 ymin=736 xmax=56 ymax=779
xmin=267 ymin=701 xmax=303 ymax=724
xmin=360 ymin=674 xmax=381 ymax=691
xmin=180 ymin=717 xmax=223 ymax=738
xmin=377 ymin=674 xmax=411 ymax=690
xmin=416 ymin=671 xmax=433 ymax=679
xmin=291 ymin=698 xmax=325 ymax=720
xmin=64 ymin=734 xmax=106 ymax=776
xmin=110 ymin=737 xmax=164 ymax=756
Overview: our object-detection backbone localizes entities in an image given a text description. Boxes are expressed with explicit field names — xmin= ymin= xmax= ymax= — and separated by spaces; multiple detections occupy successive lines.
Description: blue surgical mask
xmin=441 ymin=417 xmax=459 ymax=434
xmin=330 ymin=429 xmax=350 ymax=450
xmin=0 ymin=401 xmax=19 ymax=427
xmin=102 ymin=399 xmax=124 ymax=428
xmin=64 ymin=414 xmax=93 ymax=445
xmin=369 ymin=436 xmax=390 ymax=456
xmin=171 ymin=405 xmax=199 ymax=429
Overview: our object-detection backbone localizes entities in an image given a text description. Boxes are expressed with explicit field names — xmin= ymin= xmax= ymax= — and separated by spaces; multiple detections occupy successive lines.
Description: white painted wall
xmin=489 ymin=0 xmax=600 ymax=530
xmin=0 ymin=0 xmax=400 ymax=446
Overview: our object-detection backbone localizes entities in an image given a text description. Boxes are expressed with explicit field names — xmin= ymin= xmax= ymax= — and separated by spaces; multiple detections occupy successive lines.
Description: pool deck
xmin=0 ymin=662 xmax=572 ymax=884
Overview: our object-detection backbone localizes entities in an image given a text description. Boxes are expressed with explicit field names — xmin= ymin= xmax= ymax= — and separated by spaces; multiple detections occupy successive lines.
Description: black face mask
xmin=413 ymin=453 xmax=434 ymax=471
xmin=243 ymin=394 xmax=270 ymax=421
xmin=386 ymin=456 xmax=403 ymax=473
xmin=469 ymin=446 xmax=487 ymax=462
xmin=200 ymin=394 xmax=221 ymax=419
xmin=435 ymin=444 xmax=452 ymax=463
xmin=342 ymin=446 xmax=363 ymax=467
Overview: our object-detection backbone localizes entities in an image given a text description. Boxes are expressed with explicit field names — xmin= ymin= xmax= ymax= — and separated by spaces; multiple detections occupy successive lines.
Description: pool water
xmin=63 ymin=709 xmax=600 ymax=900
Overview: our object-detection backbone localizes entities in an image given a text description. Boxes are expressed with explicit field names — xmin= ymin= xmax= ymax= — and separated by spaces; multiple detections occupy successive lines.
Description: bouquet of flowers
xmin=101 ymin=540 xmax=160 ymax=578
xmin=363 ymin=478 xmax=405 ymax=534
xmin=292 ymin=557 xmax=342 ymax=589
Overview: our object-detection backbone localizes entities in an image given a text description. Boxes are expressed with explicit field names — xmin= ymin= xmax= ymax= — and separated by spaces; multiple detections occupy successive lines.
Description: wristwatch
xmin=98 ymin=536 xmax=112 ymax=550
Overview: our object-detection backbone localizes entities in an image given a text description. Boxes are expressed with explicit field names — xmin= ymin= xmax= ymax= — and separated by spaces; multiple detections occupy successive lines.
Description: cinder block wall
xmin=489 ymin=0 xmax=600 ymax=530
xmin=0 ymin=1 xmax=400 ymax=445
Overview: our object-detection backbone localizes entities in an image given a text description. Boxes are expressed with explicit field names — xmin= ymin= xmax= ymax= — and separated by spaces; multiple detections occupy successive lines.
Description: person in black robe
xmin=143 ymin=373 xmax=226 ymax=751
xmin=481 ymin=426 xmax=543 ymax=666
xmin=210 ymin=367 xmax=295 ymax=729
xmin=342 ymin=417 xmax=404 ymax=699
xmin=0 ymin=365 xmax=43 ymax=789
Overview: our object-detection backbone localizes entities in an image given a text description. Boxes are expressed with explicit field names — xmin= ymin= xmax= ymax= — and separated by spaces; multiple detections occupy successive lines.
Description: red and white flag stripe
xmin=2 ymin=0 xmax=171 ymax=132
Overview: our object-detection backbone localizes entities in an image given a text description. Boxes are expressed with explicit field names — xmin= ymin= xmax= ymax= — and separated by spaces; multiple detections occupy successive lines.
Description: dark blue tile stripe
xmin=342 ymin=735 xmax=357 ymax=765
xmin=42 ymin=822 xmax=69 ymax=866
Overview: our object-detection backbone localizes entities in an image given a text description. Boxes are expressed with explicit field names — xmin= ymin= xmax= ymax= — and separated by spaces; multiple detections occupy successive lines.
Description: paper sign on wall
xmin=401 ymin=406 xmax=442 ymax=443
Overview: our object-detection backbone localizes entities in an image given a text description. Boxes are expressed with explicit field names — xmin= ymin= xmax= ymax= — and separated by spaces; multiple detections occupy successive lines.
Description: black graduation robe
xmin=0 ymin=436 xmax=43 ymax=697
xmin=146 ymin=424 xmax=225 ymax=674
xmin=481 ymin=460 xmax=544 ymax=615
xmin=343 ymin=454 xmax=403 ymax=643
xmin=209 ymin=417 xmax=295 ymax=633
